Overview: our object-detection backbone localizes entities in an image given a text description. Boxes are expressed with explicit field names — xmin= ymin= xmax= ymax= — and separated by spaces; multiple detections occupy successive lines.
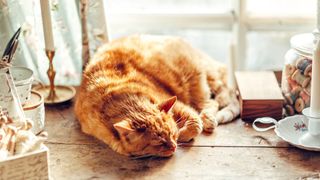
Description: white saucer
xmin=253 ymin=115 xmax=320 ymax=151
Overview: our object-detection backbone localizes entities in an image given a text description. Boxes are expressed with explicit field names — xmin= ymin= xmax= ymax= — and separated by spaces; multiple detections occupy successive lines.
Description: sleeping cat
xmin=75 ymin=35 xmax=239 ymax=157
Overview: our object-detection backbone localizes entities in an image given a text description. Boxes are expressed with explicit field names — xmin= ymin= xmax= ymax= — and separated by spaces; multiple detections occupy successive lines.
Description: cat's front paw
xmin=200 ymin=110 xmax=218 ymax=133
xmin=177 ymin=117 xmax=202 ymax=142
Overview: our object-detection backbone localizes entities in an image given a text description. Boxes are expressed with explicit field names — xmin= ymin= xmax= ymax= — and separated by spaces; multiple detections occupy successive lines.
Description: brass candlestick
xmin=46 ymin=50 xmax=57 ymax=101
xmin=33 ymin=49 xmax=76 ymax=105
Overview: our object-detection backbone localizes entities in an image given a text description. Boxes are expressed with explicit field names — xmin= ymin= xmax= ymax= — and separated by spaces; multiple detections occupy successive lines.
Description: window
xmin=0 ymin=0 xmax=316 ymax=85
xmin=104 ymin=0 xmax=317 ymax=71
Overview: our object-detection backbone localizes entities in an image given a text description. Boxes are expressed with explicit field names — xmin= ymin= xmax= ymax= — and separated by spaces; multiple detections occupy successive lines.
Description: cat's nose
xmin=166 ymin=142 xmax=177 ymax=151
xmin=170 ymin=144 xmax=177 ymax=151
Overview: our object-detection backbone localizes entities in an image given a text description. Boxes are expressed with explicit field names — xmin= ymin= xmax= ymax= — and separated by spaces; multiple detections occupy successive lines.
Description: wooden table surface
xmin=44 ymin=100 xmax=320 ymax=180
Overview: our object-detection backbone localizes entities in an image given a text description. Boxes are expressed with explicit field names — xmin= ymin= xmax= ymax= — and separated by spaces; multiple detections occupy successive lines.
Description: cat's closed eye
xmin=150 ymin=138 xmax=166 ymax=146
xmin=150 ymin=141 xmax=163 ymax=146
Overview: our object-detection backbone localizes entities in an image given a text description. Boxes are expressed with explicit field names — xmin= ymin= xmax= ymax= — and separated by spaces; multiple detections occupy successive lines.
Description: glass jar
xmin=282 ymin=33 xmax=315 ymax=116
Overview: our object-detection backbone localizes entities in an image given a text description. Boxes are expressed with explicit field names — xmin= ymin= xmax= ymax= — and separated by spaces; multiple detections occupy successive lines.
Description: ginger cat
xmin=75 ymin=35 xmax=240 ymax=157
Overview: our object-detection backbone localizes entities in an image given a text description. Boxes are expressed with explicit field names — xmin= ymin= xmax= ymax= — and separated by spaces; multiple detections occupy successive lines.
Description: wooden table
xmin=45 ymin=101 xmax=320 ymax=180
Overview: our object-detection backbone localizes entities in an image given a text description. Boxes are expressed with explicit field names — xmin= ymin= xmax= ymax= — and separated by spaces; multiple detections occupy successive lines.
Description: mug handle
xmin=32 ymin=78 xmax=45 ymax=88
xmin=252 ymin=117 xmax=279 ymax=132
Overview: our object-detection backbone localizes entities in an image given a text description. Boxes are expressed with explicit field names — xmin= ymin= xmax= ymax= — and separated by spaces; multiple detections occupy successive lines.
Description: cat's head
xmin=114 ymin=96 xmax=178 ymax=158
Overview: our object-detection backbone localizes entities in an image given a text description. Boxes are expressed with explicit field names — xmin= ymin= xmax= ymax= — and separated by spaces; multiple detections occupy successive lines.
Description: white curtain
xmin=0 ymin=0 xmax=108 ymax=85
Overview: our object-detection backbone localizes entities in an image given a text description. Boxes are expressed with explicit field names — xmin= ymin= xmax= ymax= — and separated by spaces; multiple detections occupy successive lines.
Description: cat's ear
xmin=114 ymin=120 xmax=134 ymax=136
xmin=158 ymin=96 xmax=177 ymax=113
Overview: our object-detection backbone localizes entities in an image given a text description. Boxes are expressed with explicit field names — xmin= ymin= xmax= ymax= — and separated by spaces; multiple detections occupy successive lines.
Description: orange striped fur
xmin=75 ymin=35 xmax=239 ymax=157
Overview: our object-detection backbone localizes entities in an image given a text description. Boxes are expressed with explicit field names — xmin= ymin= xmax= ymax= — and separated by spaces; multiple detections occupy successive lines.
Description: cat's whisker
xmin=177 ymin=142 xmax=192 ymax=147
xmin=130 ymin=154 xmax=153 ymax=159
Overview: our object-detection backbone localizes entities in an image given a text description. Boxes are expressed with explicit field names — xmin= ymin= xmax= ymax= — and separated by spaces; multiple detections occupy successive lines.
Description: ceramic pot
xmin=0 ymin=66 xmax=34 ymax=105
xmin=12 ymin=67 xmax=34 ymax=105
xmin=23 ymin=91 xmax=45 ymax=134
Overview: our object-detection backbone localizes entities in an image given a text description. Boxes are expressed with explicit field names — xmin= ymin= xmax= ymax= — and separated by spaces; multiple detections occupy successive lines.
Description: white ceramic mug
xmin=0 ymin=66 xmax=33 ymax=105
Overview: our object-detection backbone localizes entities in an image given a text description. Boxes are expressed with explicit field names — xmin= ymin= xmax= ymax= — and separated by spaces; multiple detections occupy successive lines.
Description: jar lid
xmin=290 ymin=33 xmax=314 ymax=56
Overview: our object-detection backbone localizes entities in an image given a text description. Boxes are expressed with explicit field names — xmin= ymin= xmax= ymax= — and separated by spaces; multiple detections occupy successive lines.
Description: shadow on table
xmin=275 ymin=141 xmax=320 ymax=173
xmin=74 ymin=142 xmax=184 ymax=179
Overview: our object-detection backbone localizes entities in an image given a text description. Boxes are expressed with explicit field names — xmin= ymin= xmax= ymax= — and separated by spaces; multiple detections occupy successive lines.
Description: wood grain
xmin=240 ymin=99 xmax=283 ymax=121
xmin=235 ymin=71 xmax=284 ymax=121
xmin=47 ymin=143 xmax=320 ymax=180
xmin=44 ymin=94 xmax=320 ymax=179
xmin=235 ymin=71 xmax=283 ymax=100
xmin=0 ymin=146 xmax=49 ymax=180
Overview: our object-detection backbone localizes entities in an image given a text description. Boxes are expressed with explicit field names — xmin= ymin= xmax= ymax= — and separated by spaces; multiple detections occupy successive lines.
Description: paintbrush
xmin=1 ymin=27 xmax=21 ymax=63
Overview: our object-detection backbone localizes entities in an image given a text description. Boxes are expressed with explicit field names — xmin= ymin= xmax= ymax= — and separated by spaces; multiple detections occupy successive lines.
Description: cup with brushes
xmin=0 ymin=28 xmax=47 ymax=161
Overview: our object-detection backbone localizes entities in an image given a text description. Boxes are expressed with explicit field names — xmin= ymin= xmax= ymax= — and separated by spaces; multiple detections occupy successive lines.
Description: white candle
xmin=40 ymin=0 xmax=54 ymax=51
xmin=310 ymin=39 xmax=320 ymax=116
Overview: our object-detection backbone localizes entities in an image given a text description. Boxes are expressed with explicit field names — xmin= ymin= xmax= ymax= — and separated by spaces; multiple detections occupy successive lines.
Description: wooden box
xmin=235 ymin=71 xmax=284 ymax=122
xmin=0 ymin=145 xmax=49 ymax=179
